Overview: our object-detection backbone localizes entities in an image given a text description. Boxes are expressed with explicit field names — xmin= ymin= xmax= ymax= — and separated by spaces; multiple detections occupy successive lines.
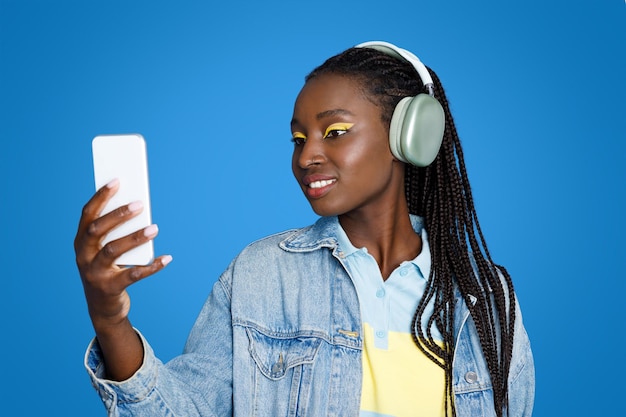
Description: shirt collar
xmin=335 ymin=216 xmax=432 ymax=280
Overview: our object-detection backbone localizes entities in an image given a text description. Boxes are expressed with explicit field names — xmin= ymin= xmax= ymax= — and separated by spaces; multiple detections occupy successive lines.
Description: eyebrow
xmin=291 ymin=108 xmax=355 ymax=127
xmin=316 ymin=108 xmax=354 ymax=120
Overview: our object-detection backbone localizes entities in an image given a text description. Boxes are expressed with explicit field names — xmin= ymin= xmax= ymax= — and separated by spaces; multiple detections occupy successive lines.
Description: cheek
xmin=346 ymin=132 xmax=393 ymax=168
xmin=291 ymin=149 xmax=305 ymax=184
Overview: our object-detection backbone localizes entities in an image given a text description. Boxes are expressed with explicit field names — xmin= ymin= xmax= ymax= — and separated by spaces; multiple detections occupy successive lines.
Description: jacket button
xmin=272 ymin=361 xmax=284 ymax=374
xmin=465 ymin=371 xmax=478 ymax=383
xmin=271 ymin=353 xmax=285 ymax=374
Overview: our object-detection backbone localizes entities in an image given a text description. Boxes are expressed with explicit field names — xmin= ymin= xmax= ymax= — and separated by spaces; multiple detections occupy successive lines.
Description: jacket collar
xmin=279 ymin=216 xmax=339 ymax=252
xmin=279 ymin=215 xmax=426 ymax=253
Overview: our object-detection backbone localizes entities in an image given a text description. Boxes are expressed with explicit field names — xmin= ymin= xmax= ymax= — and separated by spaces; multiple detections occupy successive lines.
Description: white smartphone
xmin=92 ymin=134 xmax=154 ymax=266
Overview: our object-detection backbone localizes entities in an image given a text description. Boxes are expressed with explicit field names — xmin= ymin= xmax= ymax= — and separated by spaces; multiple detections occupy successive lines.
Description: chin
xmin=308 ymin=203 xmax=346 ymax=218
xmin=303 ymin=191 xmax=351 ymax=218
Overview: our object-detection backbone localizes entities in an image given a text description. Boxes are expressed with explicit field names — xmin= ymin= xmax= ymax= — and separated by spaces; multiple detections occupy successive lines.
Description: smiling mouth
xmin=304 ymin=178 xmax=337 ymax=199
xmin=309 ymin=179 xmax=337 ymax=189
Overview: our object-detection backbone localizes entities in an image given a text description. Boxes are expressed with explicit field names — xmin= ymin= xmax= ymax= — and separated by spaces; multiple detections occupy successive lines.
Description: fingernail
xmin=144 ymin=224 xmax=159 ymax=237
xmin=161 ymin=255 xmax=173 ymax=266
xmin=128 ymin=201 xmax=144 ymax=212
xmin=106 ymin=178 xmax=120 ymax=188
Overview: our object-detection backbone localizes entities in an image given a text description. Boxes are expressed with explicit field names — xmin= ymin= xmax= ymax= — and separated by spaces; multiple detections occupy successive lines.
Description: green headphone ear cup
xmin=389 ymin=94 xmax=445 ymax=167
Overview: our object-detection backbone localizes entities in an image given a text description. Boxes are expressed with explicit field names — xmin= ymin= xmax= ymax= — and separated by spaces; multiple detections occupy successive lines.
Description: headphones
xmin=356 ymin=41 xmax=445 ymax=167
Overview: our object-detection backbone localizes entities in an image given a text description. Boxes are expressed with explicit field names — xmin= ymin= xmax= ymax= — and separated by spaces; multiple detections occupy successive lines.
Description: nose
xmin=295 ymin=138 xmax=325 ymax=169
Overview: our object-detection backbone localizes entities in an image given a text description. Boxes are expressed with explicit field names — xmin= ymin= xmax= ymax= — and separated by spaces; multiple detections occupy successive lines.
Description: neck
xmin=339 ymin=200 xmax=422 ymax=280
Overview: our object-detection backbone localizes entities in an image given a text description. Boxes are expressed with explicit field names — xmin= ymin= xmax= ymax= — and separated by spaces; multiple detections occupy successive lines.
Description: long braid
xmin=430 ymin=69 xmax=515 ymax=413
xmin=306 ymin=47 xmax=516 ymax=417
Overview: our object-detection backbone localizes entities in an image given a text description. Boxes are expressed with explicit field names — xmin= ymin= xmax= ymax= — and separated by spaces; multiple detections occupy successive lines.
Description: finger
xmin=87 ymin=200 xmax=144 ymax=243
xmin=120 ymin=254 xmax=173 ymax=287
xmin=75 ymin=179 xmax=120 ymax=243
xmin=94 ymin=223 xmax=159 ymax=268
xmin=81 ymin=254 xmax=172 ymax=320
xmin=79 ymin=178 xmax=120 ymax=225
xmin=75 ymin=201 xmax=145 ymax=268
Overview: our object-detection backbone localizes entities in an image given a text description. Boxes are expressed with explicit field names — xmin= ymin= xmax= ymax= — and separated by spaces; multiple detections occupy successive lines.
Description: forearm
xmin=92 ymin=317 xmax=144 ymax=381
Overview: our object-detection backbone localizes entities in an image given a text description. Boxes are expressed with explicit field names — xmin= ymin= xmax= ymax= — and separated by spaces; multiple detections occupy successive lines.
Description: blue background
xmin=1 ymin=0 xmax=624 ymax=415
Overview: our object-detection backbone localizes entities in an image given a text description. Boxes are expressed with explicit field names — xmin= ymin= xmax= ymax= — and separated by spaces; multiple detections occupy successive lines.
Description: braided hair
xmin=306 ymin=47 xmax=516 ymax=417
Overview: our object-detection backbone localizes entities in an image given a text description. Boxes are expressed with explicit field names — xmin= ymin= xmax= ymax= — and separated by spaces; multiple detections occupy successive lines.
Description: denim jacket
xmin=86 ymin=216 xmax=534 ymax=417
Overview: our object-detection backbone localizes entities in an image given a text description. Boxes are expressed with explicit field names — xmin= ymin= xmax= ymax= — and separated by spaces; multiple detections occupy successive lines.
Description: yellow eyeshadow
xmin=324 ymin=123 xmax=354 ymax=138
xmin=292 ymin=131 xmax=307 ymax=140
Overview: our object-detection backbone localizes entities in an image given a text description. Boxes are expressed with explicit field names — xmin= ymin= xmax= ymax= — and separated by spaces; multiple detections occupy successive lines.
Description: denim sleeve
xmin=84 ymin=277 xmax=234 ymax=417
xmin=507 ymin=295 xmax=535 ymax=417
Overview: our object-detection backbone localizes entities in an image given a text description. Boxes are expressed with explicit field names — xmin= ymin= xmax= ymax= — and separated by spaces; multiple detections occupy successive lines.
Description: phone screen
xmin=92 ymin=134 xmax=154 ymax=266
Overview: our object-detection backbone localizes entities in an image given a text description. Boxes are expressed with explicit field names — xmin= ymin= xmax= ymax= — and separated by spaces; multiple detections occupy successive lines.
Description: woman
xmin=76 ymin=41 xmax=534 ymax=417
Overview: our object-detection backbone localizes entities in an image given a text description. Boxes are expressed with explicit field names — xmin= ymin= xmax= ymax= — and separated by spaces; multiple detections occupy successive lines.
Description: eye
xmin=323 ymin=123 xmax=354 ymax=139
xmin=291 ymin=132 xmax=307 ymax=146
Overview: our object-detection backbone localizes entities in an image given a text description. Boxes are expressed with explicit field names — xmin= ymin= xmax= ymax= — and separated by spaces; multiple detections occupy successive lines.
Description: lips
xmin=302 ymin=175 xmax=337 ymax=199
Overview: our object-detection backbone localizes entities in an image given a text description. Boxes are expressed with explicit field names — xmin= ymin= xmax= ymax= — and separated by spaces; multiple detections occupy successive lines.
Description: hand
xmin=74 ymin=178 xmax=172 ymax=328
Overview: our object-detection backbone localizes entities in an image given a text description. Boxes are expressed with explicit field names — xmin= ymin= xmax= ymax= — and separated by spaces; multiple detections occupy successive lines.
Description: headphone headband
xmin=356 ymin=41 xmax=435 ymax=96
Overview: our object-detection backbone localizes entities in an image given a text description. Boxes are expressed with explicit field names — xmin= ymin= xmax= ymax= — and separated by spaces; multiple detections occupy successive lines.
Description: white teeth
xmin=309 ymin=179 xmax=336 ymax=189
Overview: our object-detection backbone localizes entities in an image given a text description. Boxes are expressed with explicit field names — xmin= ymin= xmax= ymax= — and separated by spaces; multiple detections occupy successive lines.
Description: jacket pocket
xmin=246 ymin=326 xmax=322 ymax=379
xmin=245 ymin=326 xmax=323 ymax=416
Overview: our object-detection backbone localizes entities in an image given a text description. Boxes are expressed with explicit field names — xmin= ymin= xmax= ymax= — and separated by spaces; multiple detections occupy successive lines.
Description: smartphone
xmin=92 ymin=134 xmax=154 ymax=266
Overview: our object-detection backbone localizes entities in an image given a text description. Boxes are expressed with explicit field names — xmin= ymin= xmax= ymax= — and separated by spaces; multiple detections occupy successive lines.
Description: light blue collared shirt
xmin=335 ymin=217 xmax=442 ymax=349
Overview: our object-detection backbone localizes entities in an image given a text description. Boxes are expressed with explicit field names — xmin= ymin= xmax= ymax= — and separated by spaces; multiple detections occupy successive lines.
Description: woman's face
xmin=291 ymin=73 xmax=405 ymax=218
